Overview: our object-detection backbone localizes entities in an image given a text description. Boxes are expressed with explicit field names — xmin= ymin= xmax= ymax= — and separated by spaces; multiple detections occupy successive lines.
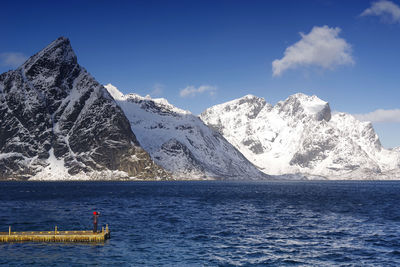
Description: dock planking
xmin=0 ymin=225 xmax=110 ymax=243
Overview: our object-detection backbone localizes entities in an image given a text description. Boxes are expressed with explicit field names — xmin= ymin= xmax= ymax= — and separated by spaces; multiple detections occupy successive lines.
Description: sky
xmin=1 ymin=0 xmax=399 ymax=148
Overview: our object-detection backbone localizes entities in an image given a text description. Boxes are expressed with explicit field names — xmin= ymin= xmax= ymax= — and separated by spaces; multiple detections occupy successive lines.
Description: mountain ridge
xmin=105 ymin=83 xmax=276 ymax=180
xmin=200 ymin=93 xmax=400 ymax=180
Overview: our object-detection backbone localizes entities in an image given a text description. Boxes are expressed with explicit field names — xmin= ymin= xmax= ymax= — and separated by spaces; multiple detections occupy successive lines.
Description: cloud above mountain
xmin=361 ymin=0 xmax=400 ymax=23
xmin=272 ymin=26 xmax=354 ymax=76
xmin=353 ymin=109 xmax=400 ymax=123
xmin=0 ymin=52 xmax=27 ymax=68
xmin=179 ymin=85 xmax=217 ymax=98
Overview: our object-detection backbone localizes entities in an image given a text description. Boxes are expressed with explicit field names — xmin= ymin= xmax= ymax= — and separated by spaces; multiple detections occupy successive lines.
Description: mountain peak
xmin=104 ymin=83 xmax=125 ymax=100
xmin=288 ymin=93 xmax=325 ymax=104
xmin=49 ymin=36 xmax=71 ymax=47
xmin=104 ymin=84 xmax=191 ymax=116
xmin=222 ymin=94 xmax=266 ymax=110
xmin=278 ymin=93 xmax=331 ymax=121
xmin=200 ymin=94 xmax=268 ymax=123
xmin=241 ymin=94 xmax=262 ymax=100
xmin=237 ymin=94 xmax=265 ymax=104
xmin=21 ymin=37 xmax=77 ymax=74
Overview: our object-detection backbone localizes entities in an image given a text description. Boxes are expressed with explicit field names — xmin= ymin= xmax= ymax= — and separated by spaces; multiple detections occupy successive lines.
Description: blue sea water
xmin=1 ymin=181 xmax=400 ymax=266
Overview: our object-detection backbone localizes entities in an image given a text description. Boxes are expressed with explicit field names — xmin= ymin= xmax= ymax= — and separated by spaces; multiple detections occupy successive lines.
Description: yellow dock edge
xmin=0 ymin=225 xmax=110 ymax=243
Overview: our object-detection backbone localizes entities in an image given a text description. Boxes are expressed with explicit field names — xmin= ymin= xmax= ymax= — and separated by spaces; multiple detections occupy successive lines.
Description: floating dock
xmin=0 ymin=225 xmax=110 ymax=243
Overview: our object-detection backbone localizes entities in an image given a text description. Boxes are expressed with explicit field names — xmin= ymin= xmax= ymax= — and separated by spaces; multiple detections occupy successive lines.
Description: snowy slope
xmin=105 ymin=84 xmax=273 ymax=180
xmin=200 ymin=93 xmax=400 ymax=180
xmin=0 ymin=37 xmax=169 ymax=180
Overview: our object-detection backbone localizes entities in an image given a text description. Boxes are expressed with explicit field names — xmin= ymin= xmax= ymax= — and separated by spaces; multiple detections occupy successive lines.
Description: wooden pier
xmin=0 ymin=225 xmax=110 ymax=243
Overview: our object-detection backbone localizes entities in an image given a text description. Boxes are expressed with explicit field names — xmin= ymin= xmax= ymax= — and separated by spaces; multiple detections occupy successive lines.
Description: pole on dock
xmin=9 ymin=226 xmax=11 ymax=236
xmin=106 ymin=224 xmax=109 ymax=232
xmin=55 ymin=226 xmax=57 ymax=235
xmin=102 ymin=226 xmax=104 ymax=233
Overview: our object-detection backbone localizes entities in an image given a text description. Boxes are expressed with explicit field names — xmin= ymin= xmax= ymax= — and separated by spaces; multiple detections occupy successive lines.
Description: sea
xmin=1 ymin=180 xmax=400 ymax=266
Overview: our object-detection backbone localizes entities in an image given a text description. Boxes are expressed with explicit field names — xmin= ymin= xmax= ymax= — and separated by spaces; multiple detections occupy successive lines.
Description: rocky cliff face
xmin=0 ymin=37 xmax=169 ymax=180
xmin=200 ymin=93 xmax=400 ymax=180
xmin=105 ymin=84 xmax=273 ymax=180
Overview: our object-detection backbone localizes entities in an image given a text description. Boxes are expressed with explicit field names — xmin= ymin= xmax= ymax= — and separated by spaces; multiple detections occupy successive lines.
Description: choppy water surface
xmin=1 ymin=181 xmax=400 ymax=266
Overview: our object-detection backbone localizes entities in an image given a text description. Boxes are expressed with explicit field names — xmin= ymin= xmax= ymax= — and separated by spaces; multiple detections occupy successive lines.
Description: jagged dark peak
xmin=9 ymin=37 xmax=82 ymax=104
xmin=21 ymin=37 xmax=78 ymax=79
xmin=276 ymin=92 xmax=331 ymax=121
xmin=0 ymin=38 xmax=170 ymax=180
xmin=22 ymin=37 xmax=76 ymax=67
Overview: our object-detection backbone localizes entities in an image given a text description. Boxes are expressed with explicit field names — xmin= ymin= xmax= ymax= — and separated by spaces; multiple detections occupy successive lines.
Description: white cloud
xmin=0 ymin=52 xmax=27 ymax=68
xmin=361 ymin=0 xmax=400 ymax=23
xmin=353 ymin=109 xmax=400 ymax=123
xmin=272 ymin=26 xmax=354 ymax=76
xmin=179 ymin=85 xmax=217 ymax=98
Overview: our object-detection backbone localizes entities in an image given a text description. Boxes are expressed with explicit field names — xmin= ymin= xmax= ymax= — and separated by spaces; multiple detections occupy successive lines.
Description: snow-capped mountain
xmin=105 ymin=84 xmax=272 ymax=180
xmin=0 ymin=37 xmax=169 ymax=180
xmin=200 ymin=93 xmax=400 ymax=180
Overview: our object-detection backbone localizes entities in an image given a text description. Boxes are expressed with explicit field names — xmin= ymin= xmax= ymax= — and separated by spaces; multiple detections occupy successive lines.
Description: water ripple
xmin=1 ymin=181 xmax=400 ymax=266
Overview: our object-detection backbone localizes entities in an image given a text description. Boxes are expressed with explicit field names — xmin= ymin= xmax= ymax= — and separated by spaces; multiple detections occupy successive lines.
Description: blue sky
xmin=1 ymin=0 xmax=399 ymax=148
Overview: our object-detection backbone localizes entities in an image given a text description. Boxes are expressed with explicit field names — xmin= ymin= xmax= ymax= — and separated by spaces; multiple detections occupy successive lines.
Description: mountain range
xmin=1 ymin=37 xmax=399 ymax=180
xmin=200 ymin=94 xmax=400 ymax=180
